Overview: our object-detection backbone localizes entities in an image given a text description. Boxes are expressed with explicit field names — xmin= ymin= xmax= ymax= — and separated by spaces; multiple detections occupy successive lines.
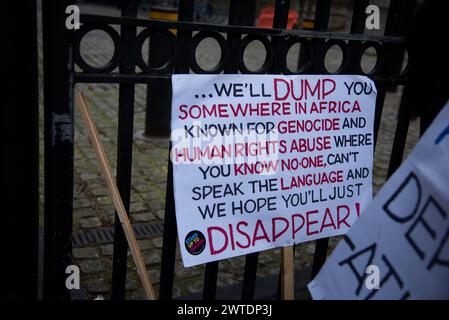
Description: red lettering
xmin=306 ymin=210 xmax=319 ymax=236
xmin=292 ymin=213 xmax=305 ymax=239
xmin=274 ymin=78 xmax=290 ymax=100
xmin=236 ymin=221 xmax=251 ymax=249
xmin=320 ymin=207 xmax=337 ymax=232
xmin=252 ymin=219 xmax=271 ymax=246
xmin=337 ymin=205 xmax=351 ymax=228
xmin=208 ymin=226 xmax=228 ymax=255
xmin=272 ymin=217 xmax=289 ymax=242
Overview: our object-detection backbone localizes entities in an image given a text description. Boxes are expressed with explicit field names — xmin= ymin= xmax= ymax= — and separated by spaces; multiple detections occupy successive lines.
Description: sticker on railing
xmin=170 ymin=74 xmax=377 ymax=267
xmin=307 ymin=99 xmax=449 ymax=300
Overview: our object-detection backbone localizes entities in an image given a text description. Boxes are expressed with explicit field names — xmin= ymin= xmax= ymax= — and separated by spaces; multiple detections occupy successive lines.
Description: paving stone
xmin=227 ymin=257 xmax=245 ymax=269
xmin=140 ymin=190 xmax=161 ymax=201
xmin=102 ymin=205 xmax=116 ymax=216
xmin=73 ymin=247 xmax=99 ymax=259
xmin=137 ymin=239 xmax=153 ymax=251
xmin=134 ymin=184 xmax=151 ymax=193
xmin=217 ymin=273 xmax=239 ymax=287
xmin=86 ymin=279 xmax=110 ymax=293
xmin=259 ymin=253 xmax=275 ymax=264
xmin=155 ymin=209 xmax=165 ymax=220
xmin=73 ymin=198 xmax=91 ymax=209
xmin=101 ymin=244 xmax=113 ymax=256
xmin=78 ymin=260 xmax=106 ymax=274
xmin=148 ymin=199 xmax=165 ymax=211
xmin=97 ymin=196 xmax=113 ymax=206
xmin=144 ymin=251 xmax=162 ymax=265
xmin=132 ymin=212 xmax=155 ymax=222
xmin=106 ymin=213 xmax=117 ymax=224
xmin=81 ymin=173 xmax=99 ymax=181
xmin=130 ymin=202 xmax=148 ymax=213
xmin=172 ymin=286 xmax=182 ymax=297
xmin=130 ymin=193 xmax=143 ymax=203
xmin=131 ymin=177 xmax=149 ymax=186
xmin=74 ymin=208 xmax=96 ymax=218
xmin=126 ymin=289 xmax=146 ymax=300
xmin=152 ymin=237 xmax=163 ymax=249
xmin=187 ymin=281 xmax=203 ymax=294
xmin=305 ymin=244 xmax=316 ymax=255
xmin=80 ymin=217 xmax=102 ymax=229
xmin=157 ymin=182 xmax=167 ymax=190
xmin=218 ymin=261 xmax=229 ymax=272
xmin=88 ymin=182 xmax=104 ymax=190
xmin=175 ymin=265 xmax=202 ymax=278
xmin=90 ymin=187 xmax=108 ymax=197
xmin=125 ymin=277 xmax=138 ymax=291
xmin=148 ymin=269 xmax=161 ymax=284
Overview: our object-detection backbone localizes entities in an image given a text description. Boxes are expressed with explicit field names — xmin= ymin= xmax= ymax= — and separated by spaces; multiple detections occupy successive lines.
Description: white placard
xmin=170 ymin=74 xmax=377 ymax=267
xmin=308 ymin=100 xmax=449 ymax=299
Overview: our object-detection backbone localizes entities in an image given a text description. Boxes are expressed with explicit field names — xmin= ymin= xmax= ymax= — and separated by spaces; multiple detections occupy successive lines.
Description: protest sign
xmin=308 ymin=100 xmax=449 ymax=299
xmin=170 ymin=74 xmax=377 ymax=267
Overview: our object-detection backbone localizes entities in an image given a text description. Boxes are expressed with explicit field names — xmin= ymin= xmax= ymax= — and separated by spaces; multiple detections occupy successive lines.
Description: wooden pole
xmin=281 ymin=246 xmax=295 ymax=300
xmin=75 ymin=90 xmax=156 ymax=300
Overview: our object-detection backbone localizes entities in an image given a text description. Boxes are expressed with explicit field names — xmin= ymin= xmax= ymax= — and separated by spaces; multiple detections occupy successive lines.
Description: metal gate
xmin=42 ymin=0 xmax=418 ymax=299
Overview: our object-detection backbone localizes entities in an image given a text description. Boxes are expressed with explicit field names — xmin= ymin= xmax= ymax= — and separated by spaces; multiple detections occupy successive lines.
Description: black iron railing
xmin=42 ymin=0 xmax=417 ymax=300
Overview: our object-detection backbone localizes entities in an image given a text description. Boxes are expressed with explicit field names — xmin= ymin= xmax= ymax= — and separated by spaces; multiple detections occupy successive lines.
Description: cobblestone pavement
xmin=37 ymin=5 xmax=420 ymax=299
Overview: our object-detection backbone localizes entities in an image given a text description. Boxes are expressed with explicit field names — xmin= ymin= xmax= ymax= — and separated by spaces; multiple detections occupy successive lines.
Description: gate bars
xmin=43 ymin=0 xmax=417 ymax=299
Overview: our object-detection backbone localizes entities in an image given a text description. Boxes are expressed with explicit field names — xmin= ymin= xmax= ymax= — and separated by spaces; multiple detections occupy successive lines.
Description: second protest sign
xmin=170 ymin=74 xmax=377 ymax=267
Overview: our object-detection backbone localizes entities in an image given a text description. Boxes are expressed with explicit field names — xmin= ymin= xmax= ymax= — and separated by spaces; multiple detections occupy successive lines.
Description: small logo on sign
xmin=185 ymin=230 xmax=206 ymax=255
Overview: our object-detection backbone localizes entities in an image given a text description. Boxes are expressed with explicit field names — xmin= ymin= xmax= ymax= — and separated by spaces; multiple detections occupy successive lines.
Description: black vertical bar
xmin=223 ymin=0 xmax=254 ymax=300
xmin=313 ymin=0 xmax=332 ymax=32
xmin=228 ymin=0 xmax=257 ymax=26
xmin=144 ymin=5 xmax=177 ymax=137
xmin=310 ymin=238 xmax=329 ymax=278
xmin=42 ymin=0 xmax=74 ymax=300
xmin=203 ymin=0 xmax=259 ymax=301
xmin=1 ymin=0 xmax=39 ymax=299
xmin=200 ymin=0 xmax=258 ymax=301
xmin=202 ymin=262 xmax=219 ymax=300
xmin=159 ymin=157 xmax=177 ymax=300
xmin=374 ymin=0 xmax=416 ymax=147
xmin=226 ymin=0 xmax=243 ymax=74
xmin=347 ymin=0 xmax=369 ymax=73
xmin=387 ymin=86 xmax=412 ymax=177
xmin=174 ymin=1 xmax=194 ymax=75
xmin=309 ymin=0 xmax=332 ymax=279
xmin=273 ymin=0 xmax=292 ymax=301
xmin=242 ymin=0 xmax=291 ymax=301
xmin=383 ymin=0 xmax=416 ymax=82
xmin=311 ymin=0 xmax=332 ymax=74
xmin=144 ymin=66 xmax=172 ymax=136
xmin=349 ymin=0 xmax=369 ymax=34
xmin=347 ymin=0 xmax=382 ymax=147
xmin=159 ymin=0 xmax=194 ymax=300
xmin=241 ymin=256 xmax=258 ymax=300
xmin=272 ymin=0 xmax=290 ymax=31
xmin=373 ymin=87 xmax=387 ymax=147
xmin=111 ymin=0 xmax=139 ymax=300
xmin=384 ymin=0 xmax=417 ymax=173
xmin=299 ymin=0 xmax=332 ymax=70
xmin=203 ymin=0 xmax=257 ymax=300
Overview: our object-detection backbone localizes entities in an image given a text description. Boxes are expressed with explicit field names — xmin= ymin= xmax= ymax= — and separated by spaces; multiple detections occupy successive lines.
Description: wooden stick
xmin=76 ymin=90 xmax=156 ymax=300
xmin=281 ymin=246 xmax=295 ymax=300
